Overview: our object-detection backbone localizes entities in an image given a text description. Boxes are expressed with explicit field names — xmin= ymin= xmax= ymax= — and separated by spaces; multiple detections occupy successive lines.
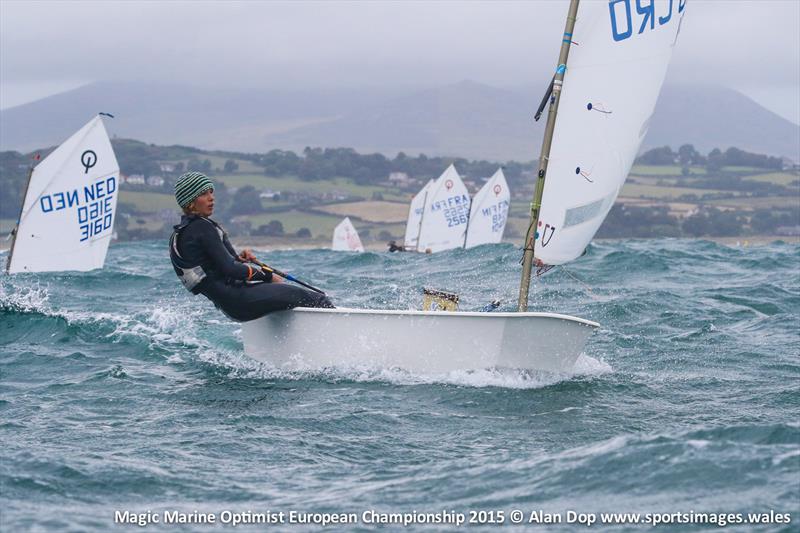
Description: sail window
xmin=563 ymin=199 xmax=605 ymax=228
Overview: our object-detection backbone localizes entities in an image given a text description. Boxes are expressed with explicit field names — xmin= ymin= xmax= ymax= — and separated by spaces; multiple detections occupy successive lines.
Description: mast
xmin=462 ymin=203 xmax=472 ymax=249
xmin=5 ymin=159 xmax=36 ymax=273
xmin=414 ymin=188 xmax=430 ymax=252
xmin=517 ymin=0 xmax=580 ymax=312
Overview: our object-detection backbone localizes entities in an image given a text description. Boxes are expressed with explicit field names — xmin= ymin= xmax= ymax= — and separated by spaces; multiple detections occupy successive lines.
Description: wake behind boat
xmin=241 ymin=0 xmax=684 ymax=373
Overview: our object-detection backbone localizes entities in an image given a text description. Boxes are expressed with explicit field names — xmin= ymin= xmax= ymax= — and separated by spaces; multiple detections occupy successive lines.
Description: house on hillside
xmin=159 ymin=163 xmax=176 ymax=173
xmin=125 ymin=174 xmax=146 ymax=185
xmin=259 ymin=190 xmax=281 ymax=200
xmin=388 ymin=172 xmax=411 ymax=185
xmin=147 ymin=176 xmax=165 ymax=187
xmin=781 ymin=157 xmax=799 ymax=171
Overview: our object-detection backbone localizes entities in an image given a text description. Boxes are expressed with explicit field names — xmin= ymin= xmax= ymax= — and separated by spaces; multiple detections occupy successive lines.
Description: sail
xmin=464 ymin=168 xmax=511 ymax=248
xmin=535 ymin=0 xmax=685 ymax=264
xmin=332 ymin=217 xmax=364 ymax=252
xmin=416 ymin=165 xmax=471 ymax=253
xmin=403 ymin=179 xmax=434 ymax=249
xmin=7 ymin=116 xmax=120 ymax=273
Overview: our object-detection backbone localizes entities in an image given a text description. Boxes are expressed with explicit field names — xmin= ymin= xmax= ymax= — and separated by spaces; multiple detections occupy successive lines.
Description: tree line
xmin=636 ymin=144 xmax=784 ymax=170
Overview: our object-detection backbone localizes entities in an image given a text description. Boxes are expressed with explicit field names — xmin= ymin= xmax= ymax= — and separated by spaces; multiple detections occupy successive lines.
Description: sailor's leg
xmin=201 ymin=280 xmax=333 ymax=321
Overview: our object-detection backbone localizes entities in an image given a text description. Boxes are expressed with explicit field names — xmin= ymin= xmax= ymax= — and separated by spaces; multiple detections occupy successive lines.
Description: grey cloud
xmin=1 ymin=1 xmax=797 ymax=94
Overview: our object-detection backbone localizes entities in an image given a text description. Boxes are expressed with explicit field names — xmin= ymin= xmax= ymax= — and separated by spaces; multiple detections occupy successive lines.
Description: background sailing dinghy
xmin=463 ymin=168 xmax=511 ymax=248
xmin=242 ymin=0 xmax=684 ymax=373
xmin=415 ymin=164 xmax=471 ymax=253
xmin=6 ymin=115 xmax=119 ymax=273
xmin=402 ymin=178 xmax=434 ymax=251
xmin=331 ymin=217 xmax=364 ymax=252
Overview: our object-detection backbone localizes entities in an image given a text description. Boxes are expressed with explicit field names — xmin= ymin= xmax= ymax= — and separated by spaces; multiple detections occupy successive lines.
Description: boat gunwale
xmin=282 ymin=306 xmax=600 ymax=328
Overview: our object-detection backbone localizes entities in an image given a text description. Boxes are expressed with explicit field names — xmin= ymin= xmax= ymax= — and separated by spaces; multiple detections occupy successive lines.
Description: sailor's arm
xmin=201 ymin=226 xmax=272 ymax=282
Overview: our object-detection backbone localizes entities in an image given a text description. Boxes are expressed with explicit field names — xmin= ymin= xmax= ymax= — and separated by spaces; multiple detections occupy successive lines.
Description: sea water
xmin=1 ymin=239 xmax=798 ymax=531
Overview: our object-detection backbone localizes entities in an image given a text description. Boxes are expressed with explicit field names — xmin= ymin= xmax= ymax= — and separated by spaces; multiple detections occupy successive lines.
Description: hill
xmin=1 ymin=81 xmax=798 ymax=162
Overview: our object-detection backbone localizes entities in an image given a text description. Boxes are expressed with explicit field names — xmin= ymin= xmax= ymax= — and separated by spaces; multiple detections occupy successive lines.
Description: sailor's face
xmin=192 ymin=189 xmax=215 ymax=216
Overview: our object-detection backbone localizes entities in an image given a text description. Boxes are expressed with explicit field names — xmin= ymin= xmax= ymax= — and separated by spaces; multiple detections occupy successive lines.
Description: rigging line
xmin=519 ymin=219 xmax=536 ymax=264
xmin=559 ymin=266 xmax=602 ymax=301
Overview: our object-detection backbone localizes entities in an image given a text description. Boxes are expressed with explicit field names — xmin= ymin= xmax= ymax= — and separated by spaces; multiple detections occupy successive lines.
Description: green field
xmin=630 ymin=165 xmax=707 ymax=176
xmin=160 ymin=155 xmax=263 ymax=174
xmin=621 ymin=183 xmax=732 ymax=199
xmin=720 ymin=166 xmax=762 ymax=173
xmin=203 ymin=155 xmax=263 ymax=174
xmin=214 ymin=174 xmax=408 ymax=201
xmin=241 ymin=209 xmax=405 ymax=240
xmin=743 ymin=172 xmax=800 ymax=186
xmin=707 ymin=196 xmax=800 ymax=209
xmin=119 ymin=191 xmax=178 ymax=212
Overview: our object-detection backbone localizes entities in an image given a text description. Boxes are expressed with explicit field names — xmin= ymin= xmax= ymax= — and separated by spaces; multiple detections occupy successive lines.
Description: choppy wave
xmin=1 ymin=239 xmax=798 ymax=531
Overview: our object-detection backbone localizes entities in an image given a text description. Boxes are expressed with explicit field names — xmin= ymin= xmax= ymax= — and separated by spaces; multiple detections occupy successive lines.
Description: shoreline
xmin=1 ymin=235 xmax=796 ymax=254
xmin=227 ymin=234 xmax=800 ymax=251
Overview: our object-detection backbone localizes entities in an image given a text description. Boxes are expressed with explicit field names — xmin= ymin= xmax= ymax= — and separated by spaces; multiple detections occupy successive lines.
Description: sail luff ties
xmin=5 ymin=152 xmax=40 ymax=272
xmin=517 ymin=0 xmax=581 ymax=312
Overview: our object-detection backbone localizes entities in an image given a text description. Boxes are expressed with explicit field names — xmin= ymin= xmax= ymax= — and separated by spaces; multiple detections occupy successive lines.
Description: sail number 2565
xmin=609 ymin=0 xmax=685 ymax=42
xmin=444 ymin=206 xmax=468 ymax=227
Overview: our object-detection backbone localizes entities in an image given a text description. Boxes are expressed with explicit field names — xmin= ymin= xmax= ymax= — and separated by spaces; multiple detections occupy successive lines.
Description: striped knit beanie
xmin=175 ymin=172 xmax=214 ymax=208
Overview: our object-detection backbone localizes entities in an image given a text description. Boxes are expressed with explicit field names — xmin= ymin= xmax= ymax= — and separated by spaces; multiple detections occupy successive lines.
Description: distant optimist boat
xmin=6 ymin=115 xmax=120 ymax=273
xmin=242 ymin=0 xmax=684 ymax=373
xmin=464 ymin=168 xmax=510 ymax=248
xmin=331 ymin=217 xmax=364 ymax=252
xmin=416 ymin=164 xmax=470 ymax=253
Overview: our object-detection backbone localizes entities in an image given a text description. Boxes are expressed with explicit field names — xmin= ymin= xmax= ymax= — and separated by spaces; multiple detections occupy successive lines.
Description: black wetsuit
xmin=172 ymin=215 xmax=333 ymax=321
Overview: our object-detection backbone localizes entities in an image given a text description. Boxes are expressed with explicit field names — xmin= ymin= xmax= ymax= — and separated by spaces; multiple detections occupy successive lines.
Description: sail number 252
xmin=609 ymin=0 xmax=685 ymax=42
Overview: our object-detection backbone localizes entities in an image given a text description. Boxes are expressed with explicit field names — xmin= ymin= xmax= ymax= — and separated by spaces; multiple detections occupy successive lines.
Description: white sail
xmin=331 ymin=217 xmax=364 ymax=252
xmin=7 ymin=116 xmax=120 ymax=273
xmin=464 ymin=168 xmax=511 ymax=248
xmin=416 ymin=165 xmax=471 ymax=253
xmin=535 ymin=0 xmax=685 ymax=264
xmin=403 ymin=179 xmax=434 ymax=249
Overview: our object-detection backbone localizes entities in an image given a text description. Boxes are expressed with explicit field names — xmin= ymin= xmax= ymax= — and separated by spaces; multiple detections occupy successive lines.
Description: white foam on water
xmin=1 ymin=276 xmax=221 ymax=360
xmin=0 ymin=279 xmax=51 ymax=312
xmin=199 ymin=348 xmax=612 ymax=390
xmin=572 ymin=353 xmax=614 ymax=375
xmin=772 ymin=449 xmax=800 ymax=466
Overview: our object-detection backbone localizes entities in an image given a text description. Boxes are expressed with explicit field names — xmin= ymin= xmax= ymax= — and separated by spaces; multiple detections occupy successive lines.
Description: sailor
xmin=169 ymin=172 xmax=334 ymax=321
xmin=387 ymin=240 xmax=406 ymax=253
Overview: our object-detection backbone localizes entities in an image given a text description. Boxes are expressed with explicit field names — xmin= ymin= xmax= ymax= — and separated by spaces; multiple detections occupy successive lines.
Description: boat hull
xmin=241 ymin=308 xmax=599 ymax=373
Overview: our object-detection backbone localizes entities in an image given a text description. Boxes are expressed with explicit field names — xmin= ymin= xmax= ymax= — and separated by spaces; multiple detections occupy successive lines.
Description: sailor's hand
xmin=238 ymin=249 xmax=257 ymax=262
xmin=271 ymin=274 xmax=285 ymax=283
xmin=534 ymin=257 xmax=545 ymax=267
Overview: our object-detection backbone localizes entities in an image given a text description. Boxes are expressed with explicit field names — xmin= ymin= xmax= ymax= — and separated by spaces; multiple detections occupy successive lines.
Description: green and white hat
xmin=175 ymin=172 xmax=214 ymax=208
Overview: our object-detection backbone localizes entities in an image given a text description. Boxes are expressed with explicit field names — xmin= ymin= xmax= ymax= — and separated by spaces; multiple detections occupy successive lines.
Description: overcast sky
xmin=1 ymin=0 xmax=798 ymax=123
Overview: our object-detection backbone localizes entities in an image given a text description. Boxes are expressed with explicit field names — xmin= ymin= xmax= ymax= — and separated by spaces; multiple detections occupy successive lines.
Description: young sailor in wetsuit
xmin=169 ymin=172 xmax=334 ymax=321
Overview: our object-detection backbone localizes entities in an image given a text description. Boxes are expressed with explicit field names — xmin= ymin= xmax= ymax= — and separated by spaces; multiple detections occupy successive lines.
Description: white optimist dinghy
xmin=415 ymin=164 xmax=471 ymax=253
xmin=6 ymin=114 xmax=120 ymax=273
xmin=243 ymin=0 xmax=684 ymax=372
xmin=403 ymin=178 xmax=434 ymax=251
xmin=464 ymin=168 xmax=511 ymax=249
xmin=331 ymin=217 xmax=364 ymax=252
